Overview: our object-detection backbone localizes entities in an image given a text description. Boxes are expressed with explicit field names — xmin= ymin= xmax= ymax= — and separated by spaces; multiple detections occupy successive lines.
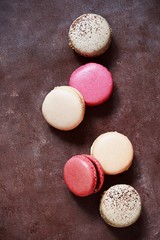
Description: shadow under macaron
xmin=72 ymin=37 xmax=120 ymax=70
xmin=49 ymin=121 xmax=88 ymax=147
xmin=49 ymin=82 xmax=120 ymax=147
xmin=106 ymin=207 xmax=148 ymax=240
xmin=99 ymin=154 xmax=140 ymax=193
xmin=70 ymin=189 xmax=102 ymax=219
xmin=52 ymin=82 xmax=119 ymax=140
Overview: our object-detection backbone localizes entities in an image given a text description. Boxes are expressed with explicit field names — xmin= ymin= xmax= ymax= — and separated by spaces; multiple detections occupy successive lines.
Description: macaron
xmin=68 ymin=13 xmax=111 ymax=57
xmin=91 ymin=132 xmax=134 ymax=175
xmin=63 ymin=154 xmax=104 ymax=197
xmin=42 ymin=86 xmax=85 ymax=131
xmin=69 ymin=63 xmax=113 ymax=106
xmin=99 ymin=184 xmax=142 ymax=227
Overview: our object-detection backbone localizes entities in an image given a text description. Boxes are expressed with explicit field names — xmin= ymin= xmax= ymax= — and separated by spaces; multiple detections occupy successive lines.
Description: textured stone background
xmin=0 ymin=0 xmax=160 ymax=239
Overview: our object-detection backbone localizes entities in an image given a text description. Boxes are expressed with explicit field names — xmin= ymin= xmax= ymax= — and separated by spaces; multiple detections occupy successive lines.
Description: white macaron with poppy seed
xmin=69 ymin=13 xmax=111 ymax=57
xmin=99 ymin=184 xmax=142 ymax=227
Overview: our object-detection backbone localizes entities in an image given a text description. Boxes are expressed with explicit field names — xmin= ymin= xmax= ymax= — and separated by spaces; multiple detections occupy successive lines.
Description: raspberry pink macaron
xmin=63 ymin=154 xmax=104 ymax=197
xmin=69 ymin=63 xmax=113 ymax=106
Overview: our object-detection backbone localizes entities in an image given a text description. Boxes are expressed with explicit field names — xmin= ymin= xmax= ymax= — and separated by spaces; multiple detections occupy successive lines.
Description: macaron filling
xmin=90 ymin=159 xmax=101 ymax=193
xmin=85 ymin=155 xmax=104 ymax=193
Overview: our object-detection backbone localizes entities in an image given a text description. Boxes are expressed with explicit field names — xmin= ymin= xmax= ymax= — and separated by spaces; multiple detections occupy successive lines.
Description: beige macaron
xmin=42 ymin=86 xmax=85 ymax=131
xmin=90 ymin=132 xmax=134 ymax=175
xmin=69 ymin=13 xmax=111 ymax=57
xmin=99 ymin=184 xmax=142 ymax=227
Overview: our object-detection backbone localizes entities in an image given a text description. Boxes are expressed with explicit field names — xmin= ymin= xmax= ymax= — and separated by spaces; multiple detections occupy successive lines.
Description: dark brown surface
xmin=0 ymin=0 xmax=160 ymax=239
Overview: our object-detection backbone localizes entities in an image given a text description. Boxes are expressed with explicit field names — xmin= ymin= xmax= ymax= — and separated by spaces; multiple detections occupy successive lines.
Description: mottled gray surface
xmin=0 ymin=0 xmax=160 ymax=239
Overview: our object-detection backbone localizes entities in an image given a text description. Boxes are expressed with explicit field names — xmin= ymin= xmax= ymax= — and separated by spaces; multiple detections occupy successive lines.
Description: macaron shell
xmin=42 ymin=86 xmax=85 ymax=131
xmin=84 ymin=155 xmax=104 ymax=192
xmin=69 ymin=63 xmax=113 ymax=106
xmin=99 ymin=184 xmax=142 ymax=227
xmin=63 ymin=155 xmax=97 ymax=197
xmin=69 ymin=13 xmax=111 ymax=57
xmin=59 ymin=86 xmax=86 ymax=111
xmin=91 ymin=132 xmax=134 ymax=175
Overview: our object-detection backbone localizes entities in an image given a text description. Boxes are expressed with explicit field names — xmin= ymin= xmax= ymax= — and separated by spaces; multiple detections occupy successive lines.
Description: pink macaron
xmin=63 ymin=154 xmax=104 ymax=197
xmin=69 ymin=63 xmax=113 ymax=106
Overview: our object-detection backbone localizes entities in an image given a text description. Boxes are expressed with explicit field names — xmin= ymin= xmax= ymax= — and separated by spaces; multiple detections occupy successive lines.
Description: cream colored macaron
xmin=69 ymin=13 xmax=111 ymax=57
xmin=42 ymin=86 xmax=85 ymax=131
xmin=99 ymin=184 xmax=142 ymax=227
xmin=90 ymin=132 xmax=134 ymax=175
